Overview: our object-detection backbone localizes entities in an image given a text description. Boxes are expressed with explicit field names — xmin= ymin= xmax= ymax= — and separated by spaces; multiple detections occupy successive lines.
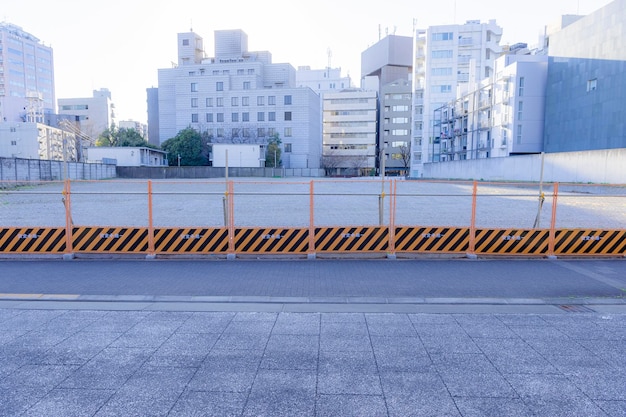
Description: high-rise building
xmin=0 ymin=22 xmax=55 ymax=123
xmin=410 ymin=20 xmax=502 ymax=177
xmin=361 ymin=35 xmax=413 ymax=175
xmin=153 ymin=29 xmax=321 ymax=169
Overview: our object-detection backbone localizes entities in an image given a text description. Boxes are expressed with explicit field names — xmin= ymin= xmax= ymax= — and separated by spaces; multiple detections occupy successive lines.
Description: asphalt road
xmin=1 ymin=259 xmax=624 ymax=302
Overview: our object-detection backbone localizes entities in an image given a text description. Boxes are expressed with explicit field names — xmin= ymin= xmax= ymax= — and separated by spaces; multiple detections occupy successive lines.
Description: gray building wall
xmin=146 ymin=88 xmax=159 ymax=146
xmin=544 ymin=0 xmax=626 ymax=152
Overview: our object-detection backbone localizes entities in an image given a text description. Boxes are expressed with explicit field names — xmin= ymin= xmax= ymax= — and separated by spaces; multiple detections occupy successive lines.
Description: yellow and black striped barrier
xmin=554 ymin=229 xmax=626 ymax=256
xmin=154 ymin=228 xmax=229 ymax=254
xmin=72 ymin=227 xmax=149 ymax=254
xmin=0 ymin=227 xmax=66 ymax=254
xmin=474 ymin=229 xmax=550 ymax=255
xmin=394 ymin=227 xmax=469 ymax=253
xmin=234 ymin=227 xmax=309 ymax=254
xmin=314 ymin=227 xmax=388 ymax=253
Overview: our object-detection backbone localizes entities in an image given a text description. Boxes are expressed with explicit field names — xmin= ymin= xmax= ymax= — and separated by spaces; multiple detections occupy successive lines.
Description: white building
xmin=410 ymin=20 xmax=503 ymax=177
xmin=322 ymin=89 xmax=378 ymax=176
xmin=433 ymin=54 xmax=548 ymax=161
xmin=296 ymin=66 xmax=352 ymax=94
xmin=0 ymin=23 xmax=55 ymax=123
xmin=85 ymin=146 xmax=167 ymax=167
xmin=58 ymin=88 xmax=116 ymax=140
xmin=0 ymin=122 xmax=76 ymax=161
xmin=153 ymin=29 xmax=321 ymax=169
xmin=118 ymin=120 xmax=148 ymax=139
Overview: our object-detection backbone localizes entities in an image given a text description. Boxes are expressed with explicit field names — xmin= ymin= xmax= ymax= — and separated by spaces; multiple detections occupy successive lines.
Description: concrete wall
xmin=116 ymin=166 xmax=324 ymax=179
xmin=421 ymin=148 xmax=626 ymax=184
xmin=0 ymin=157 xmax=116 ymax=185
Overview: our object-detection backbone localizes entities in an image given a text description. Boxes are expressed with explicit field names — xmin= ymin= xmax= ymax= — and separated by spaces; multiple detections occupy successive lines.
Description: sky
xmin=3 ymin=0 xmax=614 ymax=125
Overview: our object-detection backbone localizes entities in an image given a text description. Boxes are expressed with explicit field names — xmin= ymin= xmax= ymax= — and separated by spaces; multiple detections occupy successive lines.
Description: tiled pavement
xmin=1 ymin=308 xmax=625 ymax=416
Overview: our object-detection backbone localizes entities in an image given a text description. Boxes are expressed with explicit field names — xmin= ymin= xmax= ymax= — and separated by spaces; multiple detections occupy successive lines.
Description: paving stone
xmin=243 ymin=369 xmax=316 ymax=417
xmin=169 ymin=391 xmax=247 ymax=417
xmin=321 ymin=321 xmax=369 ymax=337
xmin=22 ymin=388 xmax=115 ymax=417
xmin=453 ymin=397 xmax=534 ymax=417
xmin=316 ymin=394 xmax=388 ymax=417
xmin=0 ymin=364 xmax=79 ymax=390
xmin=272 ymin=312 xmax=320 ymax=334
xmin=0 ymin=386 xmax=48 ymax=416
xmin=213 ymin=332 xmax=270 ymax=350
xmin=438 ymin=370 xmax=518 ymax=398
xmin=318 ymin=350 xmax=381 ymax=395
xmin=146 ymin=333 xmax=219 ymax=367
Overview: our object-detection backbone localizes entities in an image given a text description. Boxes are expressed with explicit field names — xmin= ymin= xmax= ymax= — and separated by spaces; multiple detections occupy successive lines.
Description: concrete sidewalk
xmin=1 ymin=307 xmax=625 ymax=416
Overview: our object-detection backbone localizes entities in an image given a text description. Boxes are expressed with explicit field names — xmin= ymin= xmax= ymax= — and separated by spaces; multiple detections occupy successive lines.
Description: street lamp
xmin=177 ymin=154 xmax=181 ymax=167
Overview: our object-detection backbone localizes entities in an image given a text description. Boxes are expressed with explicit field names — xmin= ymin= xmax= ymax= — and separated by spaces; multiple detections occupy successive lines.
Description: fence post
xmin=62 ymin=178 xmax=74 ymax=260
xmin=387 ymin=179 xmax=396 ymax=259
xmin=147 ymin=180 xmax=155 ymax=259
xmin=308 ymin=180 xmax=316 ymax=259
xmin=548 ymin=182 xmax=559 ymax=258
xmin=227 ymin=180 xmax=235 ymax=259
xmin=468 ymin=180 xmax=478 ymax=258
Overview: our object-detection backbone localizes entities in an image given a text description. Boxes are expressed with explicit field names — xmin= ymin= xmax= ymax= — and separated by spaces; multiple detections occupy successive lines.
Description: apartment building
xmin=410 ymin=20 xmax=502 ymax=177
xmin=433 ymin=54 xmax=548 ymax=161
xmin=322 ymin=89 xmax=378 ymax=176
xmin=296 ymin=66 xmax=352 ymax=94
xmin=153 ymin=29 xmax=321 ymax=169
xmin=0 ymin=22 xmax=55 ymax=123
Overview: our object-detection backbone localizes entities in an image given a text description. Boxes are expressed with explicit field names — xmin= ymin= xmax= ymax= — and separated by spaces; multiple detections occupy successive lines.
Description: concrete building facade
xmin=58 ymin=88 xmax=116 ymax=140
xmin=0 ymin=122 xmax=77 ymax=161
xmin=296 ymin=66 xmax=352 ymax=94
xmin=544 ymin=0 xmax=626 ymax=152
xmin=410 ymin=20 xmax=503 ymax=177
xmin=433 ymin=54 xmax=548 ymax=161
xmin=0 ymin=23 xmax=55 ymax=123
xmin=321 ymin=89 xmax=378 ymax=176
xmin=154 ymin=29 xmax=321 ymax=169
xmin=361 ymin=35 xmax=413 ymax=175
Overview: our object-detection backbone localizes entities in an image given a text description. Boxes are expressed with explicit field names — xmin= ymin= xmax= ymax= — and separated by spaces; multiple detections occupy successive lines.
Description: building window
xmin=216 ymin=97 xmax=223 ymax=107
xmin=242 ymin=128 xmax=250 ymax=137
xmin=11 ymin=140 xmax=17 ymax=146
xmin=217 ymin=113 xmax=224 ymax=122
xmin=206 ymin=113 xmax=213 ymax=123
xmin=217 ymin=128 xmax=224 ymax=137
xmin=284 ymin=95 xmax=292 ymax=105
xmin=237 ymin=69 xmax=244 ymax=75
xmin=284 ymin=111 xmax=292 ymax=121
xmin=257 ymin=112 xmax=265 ymax=122
xmin=517 ymin=124 xmax=522 ymax=144
xmin=216 ymin=81 xmax=223 ymax=91
xmin=191 ymin=113 xmax=198 ymax=123
xmin=243 ymin=81 xmax=250 ymax=90
xmin=206 ymin=98 xmax=213 ymax=107
xmin=191 ymin=98 xmax=198 ymax=108
xmin=587 ymin=78 xmax=597 ymax=92
xmin=248 ymin=69 xmax=255 ymax=74
xmin=518 ymin=77 xmax=524 ymax=96
xmin=242 ymin=112 xmax=249 ymax=122
xmin=268 ymin=112 xmax=276 ymax=121
xmin=182 ymin=39 xmax=189 ymax=46
xmin=431 ymin=50 xmax=453 ymax=59
xmin=232 ymin=113 xmax=239 ymax=122
xmin=213 ymin=70 xmax=219 ymax=75
xmin=392 ymin=129 xmax=409 ymax=136
xmin=268 ymin=128 xmax=276 ymax=136
xmin=258 ymin=128 xmax=266 ymax=137
xmin=191 ymin=82 xmax=198 ymax=92
xmin=231 ymin=97 xmax=238 ymax=106
xmin=517 ymin=101 xmax=523 ymax=121
xmin=284 ymin=143 xmax=292 ymax=153
xmin=232 ymin=128 xmax=239 ymax=137
xmin=432 ymin=32 xmax=453 ymax=41
xmin=284 ymin=127 xmax=292 ymax=137
xmin=392 ymin=105 xmax=410 ymax=112
xmin=242 ymin=96 xmax=249 ymax=106
xmin=268 ymin=96 xmax=276 ymax=105
xmin=392 ymin=117 xmax=409 ymax=124
xmin=223 ymin=70 xmax=229 ymax=75
xmin=257 ymin=96 xmax=264 ymax=106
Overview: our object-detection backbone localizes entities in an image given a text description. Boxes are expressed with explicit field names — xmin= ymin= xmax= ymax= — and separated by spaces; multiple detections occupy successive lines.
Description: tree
xmin=96 ymin=125 xmax=151 ymax=148
xmin=398 ymin=143 xmax=411 ymax=174
xmin=161 ymin=127 xmax=207 ymax=166
xmin=265 ymin=134 xmax=282 ymax=168
xmin=320 ymin=150 xmax=344 ymax=176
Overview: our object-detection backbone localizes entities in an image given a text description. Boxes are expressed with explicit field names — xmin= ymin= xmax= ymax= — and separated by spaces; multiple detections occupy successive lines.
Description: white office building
xmin=322 ymin=89 xmax=378 ymax=176
xmin=0 ymin=22 xmax=55 ymax=123
xmin=296 ymin=66 xmax=352 ymax=94
xmin=57 ymin=88 xmax=116 ymax=140
xmin=410 ymin=20 xmax=503 ymax=177
xmin=154 ymin=29 xmax=321 ymax=169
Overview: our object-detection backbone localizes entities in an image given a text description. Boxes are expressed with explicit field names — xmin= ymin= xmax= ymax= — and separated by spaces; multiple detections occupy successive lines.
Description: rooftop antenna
xmin=412 ymin=18 xmax=417 ymax=33
xmin=190 ymin=18 xmax=193 ymax=32
xmin=378 ymin=24 xmax=381 ymax=40
xmin=327 ymin=48 xmax=332 ymax=75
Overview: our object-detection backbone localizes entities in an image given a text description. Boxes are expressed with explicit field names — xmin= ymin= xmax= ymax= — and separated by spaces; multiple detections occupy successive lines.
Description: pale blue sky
xmin=3 ymin=0 xmax=613 ymax=124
